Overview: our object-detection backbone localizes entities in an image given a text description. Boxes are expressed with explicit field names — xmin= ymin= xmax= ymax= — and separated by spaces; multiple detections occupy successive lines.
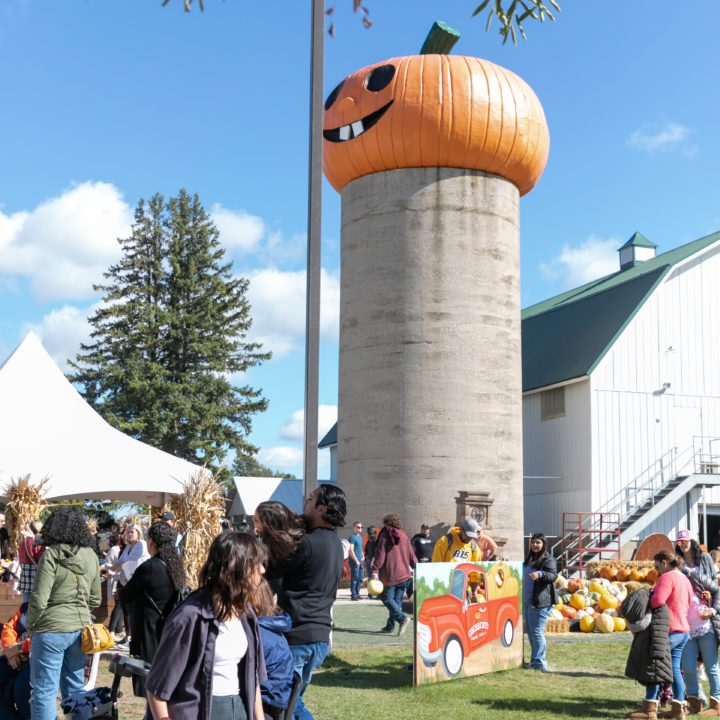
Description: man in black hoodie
xmin=272 ymin=484 xmax=346 ymax=720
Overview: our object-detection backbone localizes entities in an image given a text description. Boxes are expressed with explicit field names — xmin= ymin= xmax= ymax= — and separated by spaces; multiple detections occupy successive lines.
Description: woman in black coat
xmin=120 ymin=521 xmax=186 ymax=696
xmin=523 ymin=533 xmax=557 ymax=671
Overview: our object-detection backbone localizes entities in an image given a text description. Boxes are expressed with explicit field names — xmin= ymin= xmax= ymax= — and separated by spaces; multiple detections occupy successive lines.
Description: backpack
xmin=444 ymin=532 xmax=477 ymax=559
xmin=145 ymin=585 xmax=191 ymax=621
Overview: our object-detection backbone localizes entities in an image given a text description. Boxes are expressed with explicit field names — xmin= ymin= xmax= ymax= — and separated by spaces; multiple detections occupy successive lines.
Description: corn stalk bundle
xmin=86 ymin=517 xmax=98 ymax=535
xmin=178 ymin=470 xmax=224 ymax=589
xmin=5 ymin=475 xmax=48 ymax=553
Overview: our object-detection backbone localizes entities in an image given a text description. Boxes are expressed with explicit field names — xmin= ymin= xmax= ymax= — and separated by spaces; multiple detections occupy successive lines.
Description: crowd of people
xmin=8 ymin=491 xmax=718 ymax=720
xmin=0 ymin=485 xmax=349 ymax=720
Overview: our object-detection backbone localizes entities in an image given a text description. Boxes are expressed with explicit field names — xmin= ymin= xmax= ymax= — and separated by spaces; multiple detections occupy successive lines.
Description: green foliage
xmin=473 ymin=0 xmax=560 ymax=44
xmin=162 ymin=1 xmax=560 ymax=46
xmin=233 ymin=453 xmax=296 ymax=479
xmin=68 ymin=190 xmax=271 ymax=485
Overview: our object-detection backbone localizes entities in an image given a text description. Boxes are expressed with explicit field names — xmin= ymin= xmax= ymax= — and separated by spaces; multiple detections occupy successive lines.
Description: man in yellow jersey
xmin=431 ymin=518 xmax=497 ymax=562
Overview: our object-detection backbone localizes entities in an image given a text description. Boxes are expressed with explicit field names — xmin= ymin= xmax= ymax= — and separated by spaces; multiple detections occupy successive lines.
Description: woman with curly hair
xmin=26 ymin=506 xmax=101 ymax=720
xmin=371 ymin=513 xmax=417 ymax=636
xmin=253 ymin=501 xmax=304 ymax=592
xmin=146 ymin=532 xmax=267 ymax=720
xmin=120 ymin=521 xmax=186 ymax=696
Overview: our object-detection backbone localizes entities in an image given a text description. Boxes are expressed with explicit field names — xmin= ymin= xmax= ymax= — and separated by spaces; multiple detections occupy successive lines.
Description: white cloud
xmin=211 ymin=204 xmax=266 ymax=252
xmin=23 ymin=303 xmax=100 ymax=371
xmin=539 ymin=235 xmax=619 ymax=289
xmin=281 ymin=405 xmax=338 ymax=442
xmin=246 ymin=268 xmax=340 ymax=358
xmin=627 ymin=123 xmax=696 ymax=155
xmin=257 ymin=446 xmax=304 ymax=470
xmin=0 ymin=182 xmax=132 ymax=302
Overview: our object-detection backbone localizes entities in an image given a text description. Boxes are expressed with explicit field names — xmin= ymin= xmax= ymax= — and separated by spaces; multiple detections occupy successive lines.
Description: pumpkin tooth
xmin=339 ymin=125 xmax=350 ymax=141
xmin=351 ymin=120 xmax=364 ymax=137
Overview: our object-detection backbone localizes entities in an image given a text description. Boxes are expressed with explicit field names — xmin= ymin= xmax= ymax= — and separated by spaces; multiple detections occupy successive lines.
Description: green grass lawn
xmin=305 ymin=640 xmax=644 ymax=720
xmin=96 ymin=604 xmax=673 ymax=720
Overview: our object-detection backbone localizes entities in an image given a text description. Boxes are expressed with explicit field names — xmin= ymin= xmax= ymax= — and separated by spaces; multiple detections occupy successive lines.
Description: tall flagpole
xmin=303 ymin=0 xmax=324 ymax=500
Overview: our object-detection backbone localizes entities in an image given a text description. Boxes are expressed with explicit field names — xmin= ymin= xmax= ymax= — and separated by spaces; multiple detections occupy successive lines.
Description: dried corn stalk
xmin=122 ymin=512 xmax=148 ymax=531
xmin=5 ymin=475 xmax=48 ymax=553
xmin=177 ymin=470 xmax=224 ymax=589
xmin=86 ymin=517 xmax=98 ymax=534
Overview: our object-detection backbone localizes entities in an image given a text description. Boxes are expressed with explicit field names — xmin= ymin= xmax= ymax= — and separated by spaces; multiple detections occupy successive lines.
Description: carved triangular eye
xmin=365 ymin=64 xmax=395 ymax=92
xmin=325 ymin=80 xmax=345 ymax=110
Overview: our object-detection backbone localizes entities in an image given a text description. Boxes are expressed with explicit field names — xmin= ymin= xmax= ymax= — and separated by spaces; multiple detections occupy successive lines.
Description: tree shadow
xmin=480 ymin=697 xmax=634 ymax=717
xmin=312 ymin=658 xmax=413 ymax=690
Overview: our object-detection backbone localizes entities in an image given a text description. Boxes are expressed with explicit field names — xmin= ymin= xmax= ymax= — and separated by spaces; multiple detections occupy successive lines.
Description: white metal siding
xmin=523 ymin=380 xmax=592 ymax=536
xmin=590 ymin=242 xmax=720 ymax=532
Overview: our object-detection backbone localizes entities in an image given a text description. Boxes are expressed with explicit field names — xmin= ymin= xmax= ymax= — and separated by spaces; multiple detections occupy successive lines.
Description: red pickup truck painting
xmin=415 ymin=562 xmax=521 ymax=683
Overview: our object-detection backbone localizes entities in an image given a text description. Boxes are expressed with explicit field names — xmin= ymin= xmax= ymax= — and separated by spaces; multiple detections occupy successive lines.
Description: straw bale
xmin=5 ymin=475 xmax=48 ymax=553
xmin=585 ymin=560 xmax=654 ymax=579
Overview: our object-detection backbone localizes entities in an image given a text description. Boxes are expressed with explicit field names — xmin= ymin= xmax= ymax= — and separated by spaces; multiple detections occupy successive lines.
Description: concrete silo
xmin=323 ymin=52 xmax=549 ymax=560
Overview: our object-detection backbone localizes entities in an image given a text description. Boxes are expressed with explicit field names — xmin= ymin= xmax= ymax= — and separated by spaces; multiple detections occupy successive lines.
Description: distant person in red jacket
xmin=371 ymin=513 xmax=417 ymax=636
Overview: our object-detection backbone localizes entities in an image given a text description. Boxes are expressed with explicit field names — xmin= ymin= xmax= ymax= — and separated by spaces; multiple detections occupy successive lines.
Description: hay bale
xmin=5 ymin=475 xmax=48 ymax=553
xmin=585 ymin=560 xmax=655 ymax=579
xmin=545 ymin=618 xmax=570 ymax=633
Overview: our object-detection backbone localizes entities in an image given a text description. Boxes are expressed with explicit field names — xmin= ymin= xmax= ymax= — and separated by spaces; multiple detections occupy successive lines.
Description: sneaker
xmin=397 ymin=617 xmax=410 ymax=636
xmin=351 ymin=595 xmax=360 ymax=601
xmin=379 ymin=627 xmax=393 ymax=633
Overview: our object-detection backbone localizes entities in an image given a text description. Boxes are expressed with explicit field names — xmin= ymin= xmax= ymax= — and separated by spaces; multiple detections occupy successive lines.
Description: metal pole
xmin=303 ymin=0 xmax=324 ymax=500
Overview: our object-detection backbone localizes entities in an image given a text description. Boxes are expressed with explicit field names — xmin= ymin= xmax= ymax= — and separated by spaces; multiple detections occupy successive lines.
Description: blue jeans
xmin=0 ymin=658 xmax=30 ymax=720
xmin=646 ymin=631 xmax=689 ymax=702
xmin=29 ymin=630 xmax=86 ymax=720
xmin=380 ymin=579 xmax=411 ymax=631
xmin=350 ymin=561 xmax=364 ymax=598
xmin=682 ymin=630 xmax=720 ymax=701
xmin=289 ymin=642 xmax=328 ymax=720
xmin=524 ymin=606 xmax=551 ymax=670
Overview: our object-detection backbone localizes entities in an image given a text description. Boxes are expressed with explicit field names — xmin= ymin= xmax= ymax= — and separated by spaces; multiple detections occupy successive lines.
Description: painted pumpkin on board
xmin=323 ymin=54 xmax=550 ymax=195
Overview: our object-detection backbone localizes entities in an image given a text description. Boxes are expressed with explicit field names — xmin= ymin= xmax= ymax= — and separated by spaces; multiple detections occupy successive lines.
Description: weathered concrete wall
xmin=337 ymin=167 xmax=524 ymax=560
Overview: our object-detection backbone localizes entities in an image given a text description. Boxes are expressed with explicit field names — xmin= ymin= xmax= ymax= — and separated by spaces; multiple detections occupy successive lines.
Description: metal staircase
xmin=553 ymin=437 xmax=720 ymax=575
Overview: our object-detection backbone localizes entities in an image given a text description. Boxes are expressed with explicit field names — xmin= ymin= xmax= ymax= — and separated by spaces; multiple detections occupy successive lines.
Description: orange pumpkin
xmin=629 ymin=568 xmax=643 ymax=582
xmin=561 ymin=605 xmax=578 ymax=620
xmin=646 ymin=568 xmax=658 ymax=584
xmin=567 ymin=578 xmax=585 ymax=594
xmin=323 ymin=54 xmax=550 ymax=196
xmin=616 ymin=568 xmax=630 ymax=582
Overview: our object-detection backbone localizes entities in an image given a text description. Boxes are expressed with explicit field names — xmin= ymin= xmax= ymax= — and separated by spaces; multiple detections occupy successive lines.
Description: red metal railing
xmin=561 ymin=512 xmax=620 ymax=577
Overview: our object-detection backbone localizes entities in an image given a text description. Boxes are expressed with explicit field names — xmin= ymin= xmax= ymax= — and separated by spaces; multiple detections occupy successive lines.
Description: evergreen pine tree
xmin=68 ymin=190 xmax=270 ymax=481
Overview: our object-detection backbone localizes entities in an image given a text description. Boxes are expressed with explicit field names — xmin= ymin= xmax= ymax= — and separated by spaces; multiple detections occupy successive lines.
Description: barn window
xmin=540 ymin=387 xmax=565 ymax=421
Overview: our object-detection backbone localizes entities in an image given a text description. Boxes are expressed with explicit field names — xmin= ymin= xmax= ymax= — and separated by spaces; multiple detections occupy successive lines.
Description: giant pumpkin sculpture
xmin=323 ymin=53 xmax=549 ymax=196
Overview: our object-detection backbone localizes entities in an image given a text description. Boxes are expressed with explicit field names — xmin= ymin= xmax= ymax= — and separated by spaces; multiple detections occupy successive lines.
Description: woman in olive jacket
xmin=523 ymin=533 xmax=557 ymax=671
xmin=27 ymin=507 xmax=101 ymax=720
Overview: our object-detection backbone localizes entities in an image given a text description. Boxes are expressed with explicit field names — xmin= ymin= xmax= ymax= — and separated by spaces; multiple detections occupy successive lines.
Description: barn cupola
xmin=618 ymin=232 xmax=657 ymax=271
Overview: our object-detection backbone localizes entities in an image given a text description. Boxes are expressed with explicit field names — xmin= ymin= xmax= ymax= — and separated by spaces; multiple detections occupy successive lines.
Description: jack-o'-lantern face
xmin=322 ymin=54 xmax=549 ymax=196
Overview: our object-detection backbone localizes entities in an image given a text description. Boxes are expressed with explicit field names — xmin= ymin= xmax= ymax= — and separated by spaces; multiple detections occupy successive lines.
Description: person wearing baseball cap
xmin=675 ymin=530 xmax=716 ymax=580
xmin=410 ymin=523 xmax=435 ymax=563
xmin=431 ymin=518 xmax=497 ymax=563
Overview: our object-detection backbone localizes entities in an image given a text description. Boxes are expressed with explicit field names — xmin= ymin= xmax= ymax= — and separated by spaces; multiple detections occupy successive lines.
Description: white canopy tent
xmin=0 ymin=332 xmax=203 ymax=505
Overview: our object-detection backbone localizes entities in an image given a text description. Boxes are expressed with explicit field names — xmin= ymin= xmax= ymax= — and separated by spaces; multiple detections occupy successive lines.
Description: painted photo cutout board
xmin=414 ymin=561 xmax=523 ymax=685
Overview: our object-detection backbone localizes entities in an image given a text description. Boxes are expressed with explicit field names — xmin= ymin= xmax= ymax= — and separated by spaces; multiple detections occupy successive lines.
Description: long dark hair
xmin=256 ymin=501 xmax=304 ymax=565
xmin=199 ymin=532 xmax=267 ymax=621
xmin=524 ymin=533 xmax=548 ymax=569
xmin=675 ymin=539 xmax=703 ymax=568
xmin=148 ymin=522 xmax=186 ymax=590
xmin=252 ymin=579 xmax=281 ymax=618
xmin=315 ymin=484 xmax=347 ymax=528
xmin=40 ymin=507 xmax=95 ymax=548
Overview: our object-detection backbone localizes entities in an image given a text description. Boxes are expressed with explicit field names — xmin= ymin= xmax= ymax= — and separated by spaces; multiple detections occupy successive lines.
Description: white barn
xmin=523 ymin=231 xmax=720 ymax=551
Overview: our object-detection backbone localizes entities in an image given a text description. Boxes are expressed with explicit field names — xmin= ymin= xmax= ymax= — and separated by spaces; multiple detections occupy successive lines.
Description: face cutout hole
xmin=325 ymin=79 xmax=345 ymax=110
xmin=365 ymin=64 xmax=395 ymax=93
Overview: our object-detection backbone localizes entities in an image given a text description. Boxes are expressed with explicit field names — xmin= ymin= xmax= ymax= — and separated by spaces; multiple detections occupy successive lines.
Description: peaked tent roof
xmin=522 ymin=231 xmax=720 ymax=392
xmin=231 ymin=477 xmax=303 ymax=517
xmin=0 ymin=332 xmax=203 ymax=504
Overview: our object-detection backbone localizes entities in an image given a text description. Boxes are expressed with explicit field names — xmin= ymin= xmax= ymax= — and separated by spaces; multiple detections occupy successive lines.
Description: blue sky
xmin=1 ymin=1 xmax=719 ymax=479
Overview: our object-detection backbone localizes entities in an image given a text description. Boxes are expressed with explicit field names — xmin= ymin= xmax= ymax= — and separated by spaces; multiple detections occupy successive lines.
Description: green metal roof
xmin=619 ymin=231 xmax=656 ymax=250
xmin=522 ymin=231 xmax=720 ymax=391
xmin=318 ymin=423 xmax=337 ymax=449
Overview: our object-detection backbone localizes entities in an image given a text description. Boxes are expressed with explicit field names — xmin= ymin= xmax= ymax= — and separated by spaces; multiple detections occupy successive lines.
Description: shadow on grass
xmin=313 ymin=657 xmax=413 ymax=690
xmin=546 ymin=669 xmax=621 ymax=680
xmin=333 ymin=627 xmax=394 ymax=636
xmin=478 ymin=697 xmax=633 ymax=716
